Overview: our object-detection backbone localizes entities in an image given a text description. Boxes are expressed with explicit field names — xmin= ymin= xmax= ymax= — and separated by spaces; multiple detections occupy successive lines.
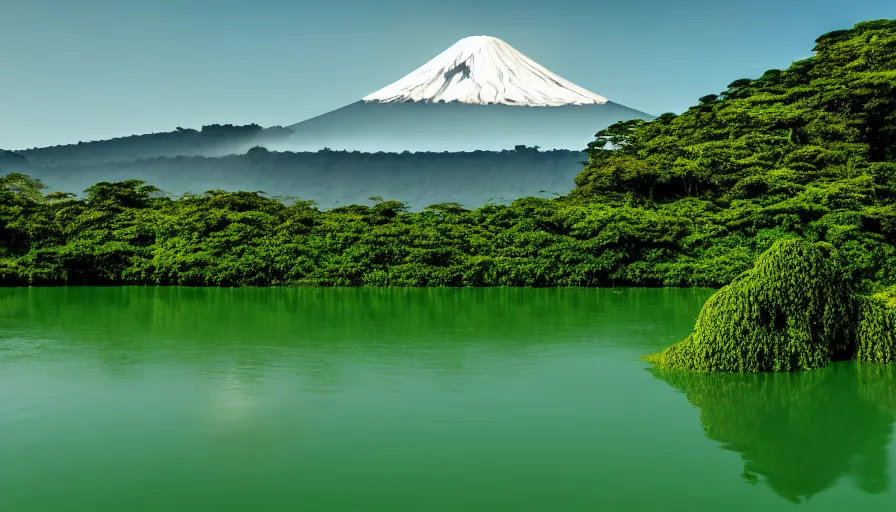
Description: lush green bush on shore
xmin=644 ymin=240 xmax=896 ymax=372
xmin=856 ymin=287 xmax=896 ymax=365
xmin=1 ymin=20 xmax=896 ymax=292
xmin=643 ymin=239 xmax=856 ymax=372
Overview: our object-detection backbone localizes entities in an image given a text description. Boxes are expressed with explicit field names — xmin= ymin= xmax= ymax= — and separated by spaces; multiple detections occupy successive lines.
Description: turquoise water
xmin=1 ymin=287 xmax=894 ymax=511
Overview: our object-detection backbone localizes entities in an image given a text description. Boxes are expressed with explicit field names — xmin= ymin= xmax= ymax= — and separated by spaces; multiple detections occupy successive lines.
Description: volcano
xmin=281 ymin=35 xmax=652 ymax=152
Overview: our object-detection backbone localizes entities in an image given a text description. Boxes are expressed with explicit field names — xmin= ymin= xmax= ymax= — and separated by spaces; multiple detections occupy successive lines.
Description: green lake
xmin=2 ymin=287 xmax=896 ymax=511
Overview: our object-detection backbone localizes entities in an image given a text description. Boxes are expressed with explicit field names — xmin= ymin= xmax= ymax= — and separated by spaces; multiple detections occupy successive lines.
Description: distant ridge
xmin=15 ymin=125 xmax=294 ymax=168
xmin=0 ymin=149 xmax=31 ymax=171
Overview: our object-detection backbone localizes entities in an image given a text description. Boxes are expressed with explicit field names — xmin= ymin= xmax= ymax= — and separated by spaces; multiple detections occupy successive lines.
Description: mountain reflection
xmin=649 ymin=363 xmax=896 ymax=504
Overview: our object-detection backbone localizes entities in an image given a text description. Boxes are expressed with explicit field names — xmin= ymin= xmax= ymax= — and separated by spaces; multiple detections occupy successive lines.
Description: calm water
xmin=1 ymin=287 xmax=896 ymax=511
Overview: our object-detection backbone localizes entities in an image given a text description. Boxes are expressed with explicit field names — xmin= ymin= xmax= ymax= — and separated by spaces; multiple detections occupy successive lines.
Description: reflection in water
xmin=650 ymin=363 xmax=896 ymax=504
xmin=209 ymin=372 xmax=255 ymax=425
xmin=0 ymin=286 xmax=712 ymax=385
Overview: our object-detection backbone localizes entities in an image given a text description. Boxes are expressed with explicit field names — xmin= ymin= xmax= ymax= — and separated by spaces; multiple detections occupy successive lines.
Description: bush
xmin=644 ymin=239 xmax=856 ymax=372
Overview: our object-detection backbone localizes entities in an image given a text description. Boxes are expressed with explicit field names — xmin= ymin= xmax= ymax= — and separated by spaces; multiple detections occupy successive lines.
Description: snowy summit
xmin=362 ymin=35 xmax=609 ymax=107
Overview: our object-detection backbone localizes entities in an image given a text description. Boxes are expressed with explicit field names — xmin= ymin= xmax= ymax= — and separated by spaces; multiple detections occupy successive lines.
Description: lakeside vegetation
xmin=645 ymin=239 xmax=896 ymax=371
xmin=1 ymin=20 xmax=895 ymax=293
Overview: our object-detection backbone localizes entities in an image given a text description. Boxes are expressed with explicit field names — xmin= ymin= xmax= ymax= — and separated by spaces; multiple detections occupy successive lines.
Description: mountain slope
xmin=362 ymin=35 xmax=608 ymax=106
xmin=281 ymin=100 xmax=651 ymax=153
xmin=281 ymin=35 xmax=651 ymax=152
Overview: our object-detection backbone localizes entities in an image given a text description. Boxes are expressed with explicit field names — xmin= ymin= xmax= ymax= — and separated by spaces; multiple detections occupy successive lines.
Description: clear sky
xmin=1 ymin=0 xmax=893 ymax=150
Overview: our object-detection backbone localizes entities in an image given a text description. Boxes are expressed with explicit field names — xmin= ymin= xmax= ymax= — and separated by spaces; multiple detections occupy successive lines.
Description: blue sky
xmin=0 ymin=0 xmax=892 ymax=149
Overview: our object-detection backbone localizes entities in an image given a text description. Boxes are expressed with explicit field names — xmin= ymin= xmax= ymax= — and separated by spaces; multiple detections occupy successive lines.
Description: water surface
xmin=1 ymin=287 xmax=895 ymax=511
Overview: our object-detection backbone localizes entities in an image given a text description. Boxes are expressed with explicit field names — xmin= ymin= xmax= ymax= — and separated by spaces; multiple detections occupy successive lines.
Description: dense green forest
xmin=1 ymin=20 xmax=895 ymax=288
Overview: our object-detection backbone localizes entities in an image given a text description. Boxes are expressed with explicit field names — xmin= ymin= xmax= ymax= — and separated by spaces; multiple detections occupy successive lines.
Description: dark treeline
xmin=16 ymin=124 xmax=296 ymax=167
xmin=2 ymin=20 xmax=896 ymax=289
xmin=0 ymin=149 xmax=29 ymax=169
xmin=14 ymin=146 xmax=586 ymax=211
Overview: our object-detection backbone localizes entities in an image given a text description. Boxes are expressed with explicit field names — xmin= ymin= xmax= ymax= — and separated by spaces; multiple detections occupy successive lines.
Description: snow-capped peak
xmin=362 ymin=35 xmax=609 ymax=107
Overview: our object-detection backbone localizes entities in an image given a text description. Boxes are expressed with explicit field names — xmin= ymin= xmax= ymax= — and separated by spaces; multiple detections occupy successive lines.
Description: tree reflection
xmin=649 ymin=363 xmax=896 ymax=504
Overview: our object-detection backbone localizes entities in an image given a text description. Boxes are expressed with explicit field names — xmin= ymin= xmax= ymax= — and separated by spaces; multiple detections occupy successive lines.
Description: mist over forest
xmin=3 ymin=144 xmax=586 ymax=211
